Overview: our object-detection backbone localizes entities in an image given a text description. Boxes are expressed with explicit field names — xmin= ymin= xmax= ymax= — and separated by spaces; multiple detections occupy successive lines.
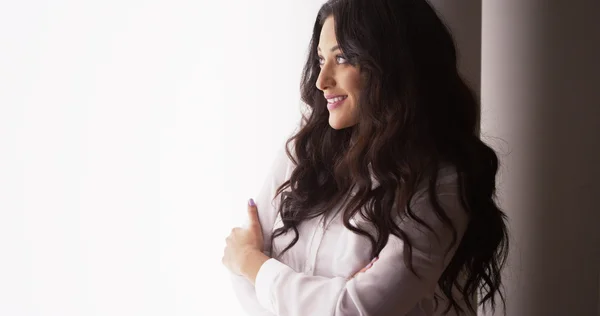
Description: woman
xmin=222 ymin=0 xmax=509 ymax=315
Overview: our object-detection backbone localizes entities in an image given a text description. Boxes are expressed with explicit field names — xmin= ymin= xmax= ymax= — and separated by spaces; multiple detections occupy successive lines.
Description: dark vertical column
xmin=428 ymin=1 xmax=482 ymax=313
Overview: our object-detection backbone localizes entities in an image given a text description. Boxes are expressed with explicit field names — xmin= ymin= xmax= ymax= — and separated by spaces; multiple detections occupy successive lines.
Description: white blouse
xmin=230 ymin=144 xmax=472 ymax=316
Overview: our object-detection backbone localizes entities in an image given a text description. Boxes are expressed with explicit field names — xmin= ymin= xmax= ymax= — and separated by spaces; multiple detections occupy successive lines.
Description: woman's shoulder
xmin=436 ymin=162 xmax=460 ymax=187
xmin=402 ymin=162 xmax=467 ymax=227
xmin=416 ymin=162 xmax=459 ymax=193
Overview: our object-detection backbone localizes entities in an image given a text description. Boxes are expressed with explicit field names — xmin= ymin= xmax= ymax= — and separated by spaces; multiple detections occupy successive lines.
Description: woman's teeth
xmin=328 ymin=96 xmax=347 ymax=104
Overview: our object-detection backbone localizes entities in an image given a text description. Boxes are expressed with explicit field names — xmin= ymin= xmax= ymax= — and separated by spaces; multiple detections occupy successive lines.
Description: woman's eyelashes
xmin=317 ymin=55 xmax=348 ymax=66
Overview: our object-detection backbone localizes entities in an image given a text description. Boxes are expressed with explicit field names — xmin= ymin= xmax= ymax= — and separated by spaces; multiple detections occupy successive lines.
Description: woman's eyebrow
xmin=317 ymin=45 xmax=340 ymax=53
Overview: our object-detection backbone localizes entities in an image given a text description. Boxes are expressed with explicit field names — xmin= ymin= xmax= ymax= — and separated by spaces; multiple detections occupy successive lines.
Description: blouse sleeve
xmin=229 ymin=144 xmax=294 ymax=316
xmin=253 ymin=175 xmax=470 ymax=316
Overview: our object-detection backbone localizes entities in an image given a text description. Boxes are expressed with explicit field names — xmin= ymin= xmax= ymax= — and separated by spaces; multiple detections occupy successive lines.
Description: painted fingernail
xmin=248 ymin=198 xmax=255 ymax=206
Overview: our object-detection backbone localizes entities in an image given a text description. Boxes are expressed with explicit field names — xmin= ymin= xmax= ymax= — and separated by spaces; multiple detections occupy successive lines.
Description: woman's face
xmin=316 ymin=16 xmax=362 ymax=130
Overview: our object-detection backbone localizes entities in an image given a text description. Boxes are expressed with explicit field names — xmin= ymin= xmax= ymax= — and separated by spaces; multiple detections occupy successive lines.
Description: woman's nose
xmin=316 ymin=67 xmax=335 ymax=91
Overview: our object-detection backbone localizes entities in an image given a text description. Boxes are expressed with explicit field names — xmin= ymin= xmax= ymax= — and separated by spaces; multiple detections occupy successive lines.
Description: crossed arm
xmin=229 ymin=146 xmax=468 ymax=315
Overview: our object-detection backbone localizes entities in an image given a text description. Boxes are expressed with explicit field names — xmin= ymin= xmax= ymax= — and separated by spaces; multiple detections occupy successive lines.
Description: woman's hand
xmin=222 ymin=198 xmax=265 ymax=276
xmin=348 ymin=256 xmax=378 ymax=280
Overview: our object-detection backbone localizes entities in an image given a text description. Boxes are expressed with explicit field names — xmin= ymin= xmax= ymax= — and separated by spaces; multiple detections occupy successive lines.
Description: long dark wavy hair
xmin=267 ymin=0 xmax=509 ymax=314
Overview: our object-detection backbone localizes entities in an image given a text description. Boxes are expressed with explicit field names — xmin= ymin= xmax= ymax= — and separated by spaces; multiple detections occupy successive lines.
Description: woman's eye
xmin=317 ymin=55 xmax=348 ymax=66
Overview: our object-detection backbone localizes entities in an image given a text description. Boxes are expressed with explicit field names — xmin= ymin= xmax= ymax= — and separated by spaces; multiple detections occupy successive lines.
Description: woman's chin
xmin=328 ymin=117 xmax=355 ymax=130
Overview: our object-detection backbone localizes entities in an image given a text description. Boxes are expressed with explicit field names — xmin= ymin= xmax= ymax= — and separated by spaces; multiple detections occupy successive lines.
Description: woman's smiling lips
xmin=325 ymin=94 xmax=348 ymax=110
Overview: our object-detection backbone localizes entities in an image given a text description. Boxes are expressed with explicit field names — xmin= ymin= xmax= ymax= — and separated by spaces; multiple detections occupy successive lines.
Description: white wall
xmin=0 ymin=1 xmax=325 ymax=315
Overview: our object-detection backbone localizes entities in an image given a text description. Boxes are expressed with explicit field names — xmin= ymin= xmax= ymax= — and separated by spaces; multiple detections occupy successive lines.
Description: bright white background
xmin=0 ymin=1 xmax=325 ymax=315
